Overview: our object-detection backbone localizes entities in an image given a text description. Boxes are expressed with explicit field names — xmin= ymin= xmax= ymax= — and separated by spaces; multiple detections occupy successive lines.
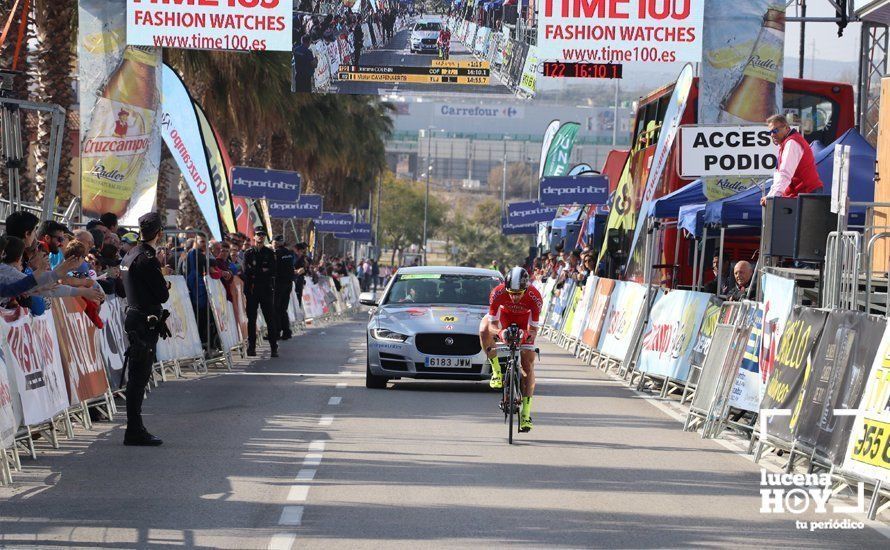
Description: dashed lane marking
xmin=296 ymin=468 xmax=316 ymax=481
xmin=269 ymin=533 xmax=296 ymax=550
xmin=278 ymin=506 xmax=304 ymax=526
xmin=328 ymin=396 xmax=342 ymax=405
xmin=318 ymin=416 xmax=334 ymax=426
xmin=335 ymin=382 xmax=347 ymax=388
xmin=287 ymin=485 xmax=310 ymax=502
xmin=303 ymin=453 xmax=323 ymax=467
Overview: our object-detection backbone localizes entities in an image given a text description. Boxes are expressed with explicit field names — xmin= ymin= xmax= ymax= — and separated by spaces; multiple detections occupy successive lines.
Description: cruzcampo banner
xmin=161 ymin=63 xmax=224 ymax=241
xmin=637 ymin=290 xmax=712 ymax=382
xmin=843 ymin=324 xmax=890 ymax=484
xmin=194 ymin=101 xmax=238 ymax=234
xmin=699 ymin=1 xmax=785 ymax=200
xmin=760 ymin=306 xmax=826 ymax=444
xmin=79 ymin=0 xmax=161 ymax=225
xmin=541 ymin=122 xmax=580 ymax=178
xmin=538 ymin=120 xmax=561 ymax=179
xmin=796 ymin=311 xmax=886 ymax=466
xmin=626 ymin=63 xmax=695 ymax=274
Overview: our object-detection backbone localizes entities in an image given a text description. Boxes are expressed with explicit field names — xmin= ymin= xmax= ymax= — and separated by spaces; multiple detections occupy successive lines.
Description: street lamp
xmin=419 ymin=126 xmax=437 ymax=266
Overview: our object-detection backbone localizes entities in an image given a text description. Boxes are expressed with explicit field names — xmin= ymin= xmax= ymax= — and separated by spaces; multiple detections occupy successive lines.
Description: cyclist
xmin=479 ymin=266 xmax=542 ymax=432
xmin=437 ymin=26 xmax=451 ymax=60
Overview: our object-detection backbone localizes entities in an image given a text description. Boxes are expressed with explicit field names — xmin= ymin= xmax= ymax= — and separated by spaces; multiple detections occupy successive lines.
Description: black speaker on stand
xmin=763 ymin=194 xmax=836 ymax=261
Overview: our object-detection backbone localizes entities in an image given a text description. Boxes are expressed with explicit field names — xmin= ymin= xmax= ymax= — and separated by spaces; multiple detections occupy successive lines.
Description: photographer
xmin=121 ymin=213 xmax=171 ymax=447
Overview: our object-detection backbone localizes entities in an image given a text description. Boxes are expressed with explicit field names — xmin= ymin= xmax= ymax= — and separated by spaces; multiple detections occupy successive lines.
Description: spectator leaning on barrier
xmin=760 ymin=114 xmax=824 ymax=206
xmin=37 ymin=220 xmax=67 ymax=269
xmin=121 ymin=212 xmax=172 ymax=447
xmin=727 ymin=261 xmax=755 ymax=302
xmin=0 ymin=235 xmax=81 ymax=305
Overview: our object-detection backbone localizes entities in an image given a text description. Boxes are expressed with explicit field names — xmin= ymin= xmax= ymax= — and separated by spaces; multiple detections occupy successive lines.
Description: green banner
xmin=541 ymin=122 xmax=580 ymax=178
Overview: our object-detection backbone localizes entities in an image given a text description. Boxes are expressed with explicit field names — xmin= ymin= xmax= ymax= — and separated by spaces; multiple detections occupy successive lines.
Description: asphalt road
xmin=332 ymin=25 xmax=512 ymax=97
xmin=0 ymin=317 xmax=887 ymax=548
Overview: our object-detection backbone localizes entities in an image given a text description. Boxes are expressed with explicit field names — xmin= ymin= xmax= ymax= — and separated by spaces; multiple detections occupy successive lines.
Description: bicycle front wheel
xmin=507 ymin=363 xmax=515 ymax=444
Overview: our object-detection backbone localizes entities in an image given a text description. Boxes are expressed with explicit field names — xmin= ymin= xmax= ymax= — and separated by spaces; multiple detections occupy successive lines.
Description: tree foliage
xmin=378 ymin=173 xmax=446 ymax=264
xmin=486 ymin=162 xmax=536 ymax=200
xmin=446 ymin=198 xmax=530 ymax=268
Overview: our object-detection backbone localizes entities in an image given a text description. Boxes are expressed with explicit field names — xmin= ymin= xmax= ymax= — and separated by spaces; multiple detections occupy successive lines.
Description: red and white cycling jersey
xmin=487 ymin=283 xmax=543 ymax=330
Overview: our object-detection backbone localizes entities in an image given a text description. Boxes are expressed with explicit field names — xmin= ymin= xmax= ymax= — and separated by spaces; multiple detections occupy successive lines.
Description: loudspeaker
xmin=763 ymin=195 xmax=837 ymax=261
xmin=794 ymin=194 xmax=837 ymax=261
xmin=564 ymin=222 xmax=583 ymax=250
xmin=606 ymin=228 xmax=623 ymax=255
xmin=548 ymin=232 xmax=563 ymax=253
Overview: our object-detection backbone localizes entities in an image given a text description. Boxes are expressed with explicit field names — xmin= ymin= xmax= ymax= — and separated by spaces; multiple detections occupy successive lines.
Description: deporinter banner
xmin=502 ymin=216 xmax=538 ymax=236
xmin=582 ymin=277 xmax=614 ymax=349
xmin=351 ymin=223 xmax=373 ymax=242
xmin=637 ymin=290 xmax=712 ymax=381
xmin=232 ymin=166 xmax=302 ymax=202
xmin=760 ymin=307 xmax=826 ymax=444
xmin=626 ymin=64 xmax=695 ymax=275
xmin=541 ymin=122 xmax=581 ymax=178
xmin=539 ymin=120 xmax=561 ymax=178
xmin=269 ymin=195 xmax=323 ymax=219
xmin=598 ymin=281 xmax=647 ymax=358
xmin=53 ymin=297 xmax=110 ymax=405
xmin=161 ymin=63 xmax=224 ymax=241
xmin=760 ymin=274 xmax=796 ymax=402
xmin=0 ymin=307 xmax=69 ymax=426
xmin=699 ymin=1 xmax=785 ymax=200
xmin=507 ymin=201 xmax=558 ymax=225
xmin=156 ymin=276 xmax=203 ymax=363
xmin=689 ymin=299 xmax=723 ymax=367
xmin=728 ymin=304 xmax=764 ymax=412
xmin=79 ymin=0 xmax=161 ymax=225
xmin=315 ymin=213 xmax=355 ymax=233
xmin=539 ymin=175 xmax=609 ymax=206
xmin=194 ymin=102 xmax=238 ymax=234
xmin=796 ymin=311 xmax=886 ymax=466
xmin=843 ymin=324 xmax=890 ymax=484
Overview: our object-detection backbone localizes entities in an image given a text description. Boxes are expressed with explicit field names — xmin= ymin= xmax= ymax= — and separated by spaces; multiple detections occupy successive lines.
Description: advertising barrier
xmin=637 ymin=290 xmax=712 ymax=381
xmin=760 ymin=306 xmax=827 ymax=444
xmin=689 ymin=299 xmax=723 ymax=368
xmin=0 ymin=308 xmax=69 ymax=426
xmin=53 ymin=298 xmax=110 ymax=405
xmin=99 ymin=295 xmax=128 ymax=375
xmin=206 ymin=278 xmax=240 ymax=351
xmin=759 ymin=274 xmax=796 ymax=400
xmin=598 ymin=281 xmax=647 ymax=359
xmin=569 ymin=277 xmax=597 ymax=341
xmin=157 ymin=276 xmax=204 ymax=363
xmin=230 ymin=277 xmax=250 ymax=343
xmin=582 ymin=278 xmax=614 ymax=349
xmin=728 ymin=303 xmax=764 ymax=412
xmin=843 ymin=324 xmax=890 ymax=484
xmin=0 ymin=352 xmax=20 ymax=450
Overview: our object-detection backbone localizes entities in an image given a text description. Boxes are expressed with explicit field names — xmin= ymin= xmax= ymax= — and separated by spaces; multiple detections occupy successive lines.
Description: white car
xmin=409 ymin=19 xmax=442 ymax=54
xmin=361 ymin=266 xmax=504 ymax=388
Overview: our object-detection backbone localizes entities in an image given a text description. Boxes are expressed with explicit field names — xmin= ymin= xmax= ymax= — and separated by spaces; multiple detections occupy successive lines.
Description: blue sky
xmin=784 ymin=1 xmax=860 ymax=63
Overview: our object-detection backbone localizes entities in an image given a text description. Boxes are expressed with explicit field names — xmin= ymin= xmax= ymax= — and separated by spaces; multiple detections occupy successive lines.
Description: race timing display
xmin=337 ymin=60 xmax=491 ymax=85
xmin=542 ymin=62 xmax=623 ymax=79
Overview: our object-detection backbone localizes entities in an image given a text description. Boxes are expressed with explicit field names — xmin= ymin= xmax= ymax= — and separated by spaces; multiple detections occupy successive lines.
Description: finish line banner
xmin=232 ymin=166 xmax=301 ymax=202
xmin=269 ymin=194 xmax=323 ymax=220
xmin=537 ymin=0 xmax=705 ymax=64
xmin=126 ymin=0 xmax=293 ymax=52
xmin=539 ymin=175 xmax=609 ymax=206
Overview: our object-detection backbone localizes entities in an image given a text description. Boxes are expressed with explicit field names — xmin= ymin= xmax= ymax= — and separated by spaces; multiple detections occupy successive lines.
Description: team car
xmin=409 ymin=19 xmax=442 ymax=54
xmin=360 ymin=266 xmax=503 ymax=388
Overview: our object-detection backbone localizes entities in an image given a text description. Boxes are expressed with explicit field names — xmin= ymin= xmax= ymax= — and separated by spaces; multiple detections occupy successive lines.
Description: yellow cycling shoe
xmin=489 ymin=372 xmax=503 ymax=389
xmin=520 ymin=416 xmax=533 ymax=432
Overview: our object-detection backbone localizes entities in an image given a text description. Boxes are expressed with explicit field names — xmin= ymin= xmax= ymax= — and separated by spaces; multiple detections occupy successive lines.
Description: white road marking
xmin=278 ymin=506 xmax=304 ymax=526
xmin=269 ymin=533 xmax=296 ymax=550
xmin=347 ymin=357 xmax=359 ymax=364
xmin=335 ymin=382 xmax=347 ymax=388
xmin=328 ymin=396 xmax=342 ymax=406
xmin=296 ymin=468 xmax=316 ymax=481
xmin=303 ymin=453 xmax=323 ymax=467
xmin=287 ymin=485 xmax=311 ymax=502
xmin=318 ymin=415 xmax=334 ymax=426
xmin=308 ymin=441 xmax=326 ymax=452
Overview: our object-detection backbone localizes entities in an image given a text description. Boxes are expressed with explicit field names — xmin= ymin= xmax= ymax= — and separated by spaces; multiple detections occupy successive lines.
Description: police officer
xmin=272 ymin=235 xmax=295 ymax=340
xmin=121 ymin=212 xmax=170 ymax=447
xmin=243 ymin=227 xmax=278 ymax=357
xmin=293 ymin=242 xmax=309 ymax=308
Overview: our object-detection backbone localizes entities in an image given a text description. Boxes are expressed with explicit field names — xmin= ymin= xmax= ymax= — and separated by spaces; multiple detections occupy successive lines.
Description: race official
xmin=243 ymin=228 xmax=278 ymax=357
xmin=273 ymin=235 xmax=295 ymax=341
xmin=121 ymin=213 xmax=171 ymax=447
xmin=760 ymin=114 xmax=824 ymax=206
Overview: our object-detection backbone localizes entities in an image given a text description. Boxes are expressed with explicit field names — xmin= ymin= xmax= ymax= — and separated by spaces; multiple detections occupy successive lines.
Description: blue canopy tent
xmin=648 ymin=179 xmax=707 ymax=219
xmin=678 ymin=203 xmax=706 ymax=238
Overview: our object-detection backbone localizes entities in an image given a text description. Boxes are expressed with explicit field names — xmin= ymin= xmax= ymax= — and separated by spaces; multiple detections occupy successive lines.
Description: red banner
xmin=52 ymin=298 xmax=109 ymax=404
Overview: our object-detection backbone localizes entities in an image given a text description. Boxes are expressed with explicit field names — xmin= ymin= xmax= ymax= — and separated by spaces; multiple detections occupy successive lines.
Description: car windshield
xmin=383 ymin=274 xmax=501 ymax=306
xmin=414 ymin=22 xmax=441 ymax=31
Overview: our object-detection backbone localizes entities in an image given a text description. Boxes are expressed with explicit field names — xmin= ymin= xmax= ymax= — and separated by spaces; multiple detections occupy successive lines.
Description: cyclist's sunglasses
xmin=506 ymin=288 xmax=525 ymax=295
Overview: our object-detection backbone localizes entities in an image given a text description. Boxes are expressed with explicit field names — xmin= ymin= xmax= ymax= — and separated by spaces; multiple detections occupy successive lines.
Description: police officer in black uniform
xmin=272 ymin=235 xmax=295 ymax=340
xmin=121 ymin=212 xmax=171 ymax=447
xmin=243 ymin=227 xmax=278 ymax=357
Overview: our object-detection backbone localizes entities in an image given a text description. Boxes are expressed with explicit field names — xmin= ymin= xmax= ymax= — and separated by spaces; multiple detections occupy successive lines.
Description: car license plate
xmin=425 ymin=357 xmax=472 ymax=368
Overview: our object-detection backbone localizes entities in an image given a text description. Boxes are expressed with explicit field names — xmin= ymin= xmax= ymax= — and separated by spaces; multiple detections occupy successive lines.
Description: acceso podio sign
xmin=127 ymin=0 xmax=293 ymax=52
xmin=680 ymin=125 xmax=781 ymax=178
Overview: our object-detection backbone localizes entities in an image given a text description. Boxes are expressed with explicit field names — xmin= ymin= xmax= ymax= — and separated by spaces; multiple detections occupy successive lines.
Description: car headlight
xmin=370 ymin=328 xmax=410 ymax=342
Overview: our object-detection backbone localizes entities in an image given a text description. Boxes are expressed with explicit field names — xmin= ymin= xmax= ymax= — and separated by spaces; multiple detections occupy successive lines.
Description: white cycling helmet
xmin=505 ymin=266 xmax=529 ymax=292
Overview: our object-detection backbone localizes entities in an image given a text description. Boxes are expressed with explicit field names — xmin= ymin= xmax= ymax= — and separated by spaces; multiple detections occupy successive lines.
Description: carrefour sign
xmin=435 ymin=104 xmax=524 ymax=119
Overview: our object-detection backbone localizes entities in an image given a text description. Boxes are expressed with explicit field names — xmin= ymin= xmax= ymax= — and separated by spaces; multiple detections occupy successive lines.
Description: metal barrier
xmin=824 ymin=231 xmax=862 ymax=310
xmin=865 ymin=231 xmax=890 ymax=317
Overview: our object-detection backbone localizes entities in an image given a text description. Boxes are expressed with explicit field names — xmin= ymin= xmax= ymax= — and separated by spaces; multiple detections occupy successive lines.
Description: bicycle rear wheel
xmin=507 ymin=361 xmax=515 ymax=444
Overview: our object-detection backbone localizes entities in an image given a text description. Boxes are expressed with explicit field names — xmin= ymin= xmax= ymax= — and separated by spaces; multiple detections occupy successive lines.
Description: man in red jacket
xmin=761 ymin=114 xmax=824 ymax=206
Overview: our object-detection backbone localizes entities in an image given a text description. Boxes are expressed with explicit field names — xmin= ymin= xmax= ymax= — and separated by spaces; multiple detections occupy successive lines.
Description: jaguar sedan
xmin=360 ymin=266 xmax=503 ymax=388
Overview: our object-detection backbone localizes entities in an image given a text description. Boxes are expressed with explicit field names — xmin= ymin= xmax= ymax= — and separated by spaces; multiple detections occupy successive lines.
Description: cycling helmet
xmin=505 ymin=266 xmax=529 ymax=292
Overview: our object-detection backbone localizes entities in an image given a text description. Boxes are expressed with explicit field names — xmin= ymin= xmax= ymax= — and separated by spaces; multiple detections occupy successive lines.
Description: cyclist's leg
xmin=479 ymin=317 xmax=502 ymax=387
xmin=519 ymin=349 xmax=536 ymax=429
